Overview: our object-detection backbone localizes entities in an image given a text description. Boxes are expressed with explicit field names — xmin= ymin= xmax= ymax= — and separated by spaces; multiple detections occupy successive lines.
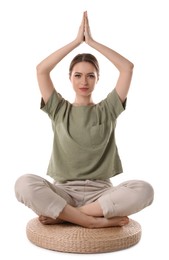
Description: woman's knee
xmin=139 ymin=180 xmax=154 ymax=205
xmin=14 ymin=173 xmax=39 ymax=202
xmin=126 ymin=179 xmax=154 ymax=203
xmin=126 ymin=179 xmax=154 ymax=208
xmin=102 ymin=180 xmax=154 ymax=217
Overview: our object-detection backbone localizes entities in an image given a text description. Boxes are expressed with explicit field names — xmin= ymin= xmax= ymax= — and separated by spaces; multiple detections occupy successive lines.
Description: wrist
xmin=86 ymin=38 xmax=95 ymax=47
xmin=74 ymin=38 xmax=83 ymax=47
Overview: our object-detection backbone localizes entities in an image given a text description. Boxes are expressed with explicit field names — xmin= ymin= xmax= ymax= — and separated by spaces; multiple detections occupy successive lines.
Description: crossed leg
xmin=39 ymin=201 xmax=129 ymax=228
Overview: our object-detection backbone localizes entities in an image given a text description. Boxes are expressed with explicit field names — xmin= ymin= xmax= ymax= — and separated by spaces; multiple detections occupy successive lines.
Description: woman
xmin=15 ymin=11 xmax=154 ymax=228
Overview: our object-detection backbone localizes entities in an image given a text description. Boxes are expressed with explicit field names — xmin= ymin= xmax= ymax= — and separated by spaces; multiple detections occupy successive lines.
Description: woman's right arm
xmin=36 ymin=13 xmax=85 ymax=104
xmin=84 ymin=11 xmax=134 ymax=103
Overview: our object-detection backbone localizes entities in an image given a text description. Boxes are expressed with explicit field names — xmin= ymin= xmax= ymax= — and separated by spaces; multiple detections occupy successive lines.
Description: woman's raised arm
xmin=36 ymin=13 xmax=85 ymax=104
xmin=84 ymin=11 xmax=134 ymax=103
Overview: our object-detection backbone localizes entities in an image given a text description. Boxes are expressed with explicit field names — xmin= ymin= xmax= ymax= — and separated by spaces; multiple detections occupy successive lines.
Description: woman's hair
xmin=69 ymin=53 xmax=100 ymax=78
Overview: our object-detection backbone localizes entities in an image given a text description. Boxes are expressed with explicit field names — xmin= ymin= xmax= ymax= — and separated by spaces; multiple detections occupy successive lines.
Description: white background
xmin=0 ymin=0 xmax=168 ymax=259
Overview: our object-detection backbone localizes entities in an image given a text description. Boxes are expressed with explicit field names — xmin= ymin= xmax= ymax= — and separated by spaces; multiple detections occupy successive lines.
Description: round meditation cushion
xmin=26 ymin=217 xmax=141 ymax=254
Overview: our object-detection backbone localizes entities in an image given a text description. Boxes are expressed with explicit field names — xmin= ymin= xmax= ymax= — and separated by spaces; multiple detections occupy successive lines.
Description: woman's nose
xmin=81 ymin=76 xmax=87 ymax=84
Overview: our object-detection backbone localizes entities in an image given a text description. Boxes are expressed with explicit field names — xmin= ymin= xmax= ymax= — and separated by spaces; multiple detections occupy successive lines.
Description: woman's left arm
xmin=84 ymin=12 xmax=134 ymax=103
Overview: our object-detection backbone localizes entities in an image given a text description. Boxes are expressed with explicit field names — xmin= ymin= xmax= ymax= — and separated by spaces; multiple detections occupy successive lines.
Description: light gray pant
xmin=14 ymin=174 xmax=154 ymax=219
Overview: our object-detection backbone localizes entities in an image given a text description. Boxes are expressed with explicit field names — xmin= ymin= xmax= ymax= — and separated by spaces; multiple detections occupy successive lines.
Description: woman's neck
xmin=73 ymin=96 xmax=94 ymax=106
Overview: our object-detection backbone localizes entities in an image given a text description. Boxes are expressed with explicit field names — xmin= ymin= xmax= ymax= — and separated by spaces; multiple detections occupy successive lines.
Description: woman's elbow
xmin=129 ymin=61 xmax=134 ymax=71
xmin=36 ymin=63 xmax=43 ymax=74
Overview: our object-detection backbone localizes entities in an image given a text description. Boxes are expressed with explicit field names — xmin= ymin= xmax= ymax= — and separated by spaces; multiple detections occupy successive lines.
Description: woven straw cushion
xmin=26 ymin=217 xmax=141 ymax=254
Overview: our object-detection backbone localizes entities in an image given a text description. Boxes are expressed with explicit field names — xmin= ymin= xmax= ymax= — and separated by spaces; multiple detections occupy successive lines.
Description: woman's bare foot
xmin=39 ymin=214 xmax=129 ymax=228
xmin=97 ymin=216 xmax=129 ymax=228
xmin=77 ymin=202 xmax=129 ymax=228
xmin=38 ymin=205 xmax=129 ymax=228
xmin=90 ymin=216 xmax=129 ymax=228
xmin=39 ymin=215 xmax=64 ymax=225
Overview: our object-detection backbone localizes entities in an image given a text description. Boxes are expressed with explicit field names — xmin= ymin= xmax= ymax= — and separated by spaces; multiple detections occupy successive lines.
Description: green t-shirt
xmin=41 ymin=88 xmax=126 ymax=182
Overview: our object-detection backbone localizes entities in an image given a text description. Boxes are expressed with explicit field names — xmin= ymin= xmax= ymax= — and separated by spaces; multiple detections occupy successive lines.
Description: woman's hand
xmin=84 ymin=11 xmax=93 ymax=45
xmin=75 ymin=11 xmax=94 ymax=45
xmin=75 ymin=12 xmax=85 ymax=44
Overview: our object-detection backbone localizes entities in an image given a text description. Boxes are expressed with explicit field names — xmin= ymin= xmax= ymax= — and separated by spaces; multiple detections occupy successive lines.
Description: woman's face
xmin=70 ymin=61 xmax=98 ymax=97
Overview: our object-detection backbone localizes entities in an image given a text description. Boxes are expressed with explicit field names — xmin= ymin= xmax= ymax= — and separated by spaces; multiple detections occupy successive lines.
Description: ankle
xmin=84 ymin=216 xmax=98 ymax=229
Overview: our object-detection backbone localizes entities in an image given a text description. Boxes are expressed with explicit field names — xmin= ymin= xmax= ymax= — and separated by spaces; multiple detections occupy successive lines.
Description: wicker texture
xmin=26 ymin=218 xmax=141 ymax=254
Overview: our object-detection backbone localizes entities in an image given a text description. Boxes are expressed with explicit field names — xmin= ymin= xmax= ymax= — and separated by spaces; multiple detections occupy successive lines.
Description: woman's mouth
xmin=79 ymin=88 xmax=88 ymax=91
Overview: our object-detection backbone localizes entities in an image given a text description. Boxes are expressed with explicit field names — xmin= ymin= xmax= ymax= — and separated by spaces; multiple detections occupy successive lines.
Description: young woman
xmin=15 ymin=12 xmax=154 ymax=228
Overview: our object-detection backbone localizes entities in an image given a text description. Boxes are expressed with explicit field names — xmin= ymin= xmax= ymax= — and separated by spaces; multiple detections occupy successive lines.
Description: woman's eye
xmin=75 ymin=74 xmax=81 ymax=78
xmin=88 ymin=75 xmax=95 ymax=78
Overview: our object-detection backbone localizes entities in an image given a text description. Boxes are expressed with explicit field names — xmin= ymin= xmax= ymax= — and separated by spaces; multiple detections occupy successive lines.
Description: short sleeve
xmin=105 ymin=88 xmax=127 ymax=119
xmin=40 ymin=89 xmax=64 ymax=120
